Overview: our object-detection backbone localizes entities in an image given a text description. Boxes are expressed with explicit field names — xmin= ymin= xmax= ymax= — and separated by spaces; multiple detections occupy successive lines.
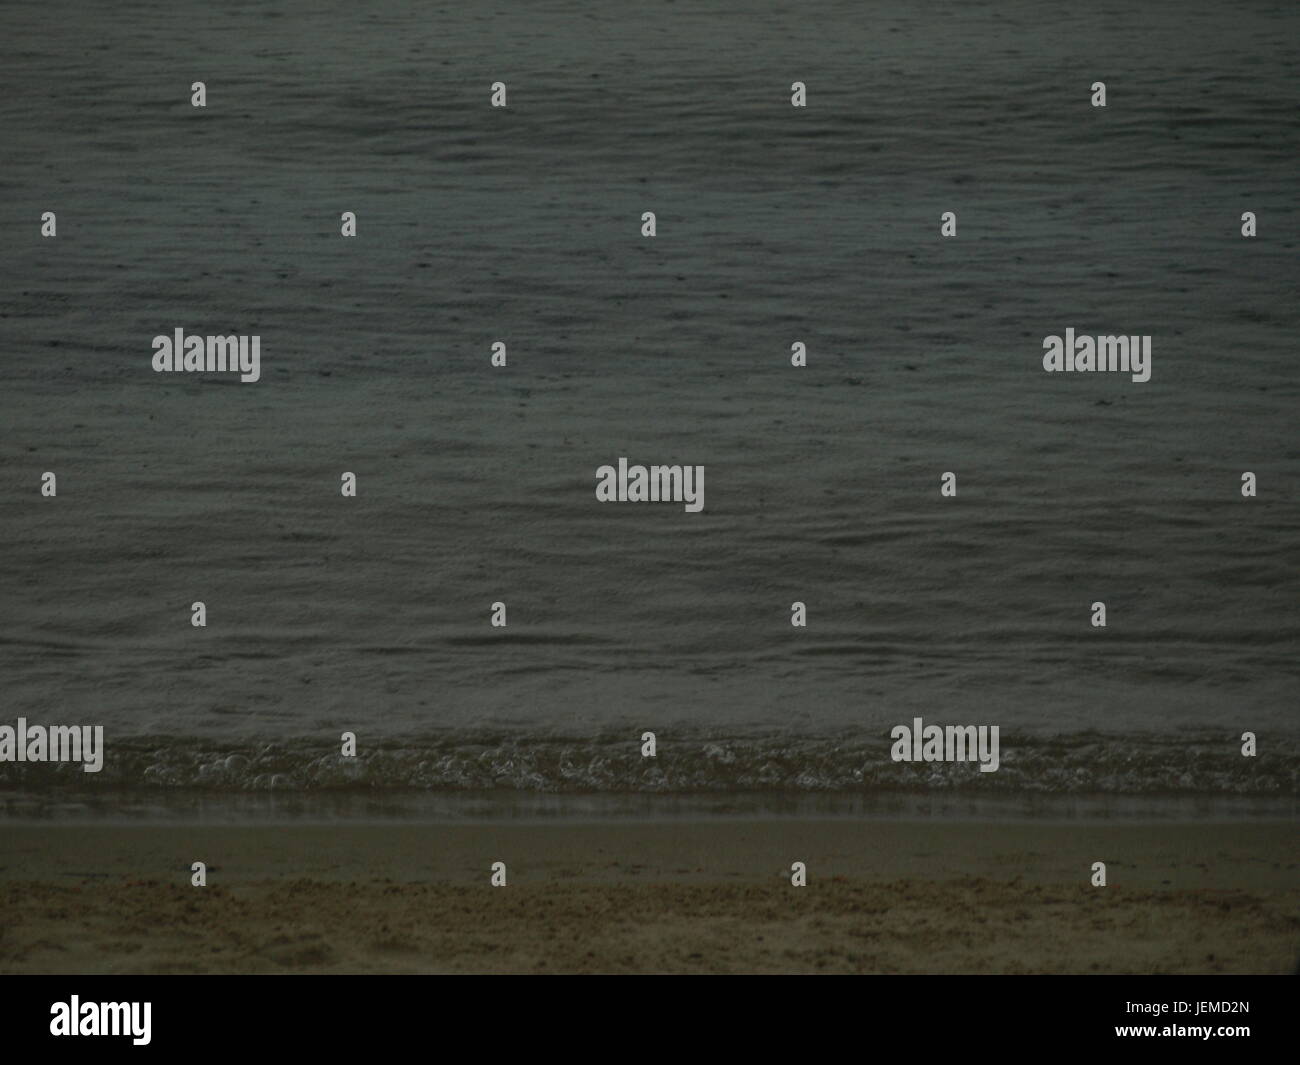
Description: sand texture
xmin=2 ymin=821 xmax=1295 ymax=974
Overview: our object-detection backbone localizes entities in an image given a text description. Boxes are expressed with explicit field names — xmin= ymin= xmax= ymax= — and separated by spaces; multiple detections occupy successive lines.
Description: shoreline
xmin=2 ymin=788 xmax=1296 ymax=826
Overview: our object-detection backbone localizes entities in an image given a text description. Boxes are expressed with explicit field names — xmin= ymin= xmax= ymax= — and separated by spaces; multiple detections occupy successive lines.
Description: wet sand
xmin=2 ymin=820 xmax=1295 ymax=973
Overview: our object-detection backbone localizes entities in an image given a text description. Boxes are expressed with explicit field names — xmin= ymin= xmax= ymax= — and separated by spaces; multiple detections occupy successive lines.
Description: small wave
xmin=0 ymin=728 xmax=1293 ymax=798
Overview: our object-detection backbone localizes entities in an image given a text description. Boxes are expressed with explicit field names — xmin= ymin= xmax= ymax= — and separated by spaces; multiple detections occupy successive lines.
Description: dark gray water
xmin=1 ymin=0 xmax=1296 ymax=808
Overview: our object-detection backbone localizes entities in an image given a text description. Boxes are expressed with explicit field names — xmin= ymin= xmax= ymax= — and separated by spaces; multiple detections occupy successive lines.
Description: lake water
xmin=1 ymin=0 xmax=1296 ymax=817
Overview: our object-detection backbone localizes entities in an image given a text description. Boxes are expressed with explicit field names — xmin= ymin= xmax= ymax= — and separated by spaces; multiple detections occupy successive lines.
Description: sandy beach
xmin=2 ymin=820 xmax=1295 ymax=974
